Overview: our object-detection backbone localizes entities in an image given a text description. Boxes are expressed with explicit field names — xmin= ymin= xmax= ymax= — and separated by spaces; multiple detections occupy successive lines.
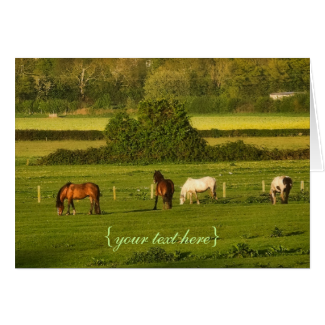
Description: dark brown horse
xmin=153 ymin=171 xmax=174 ymax=210
xmin=56 ymin=182 xmax=101 ymax=215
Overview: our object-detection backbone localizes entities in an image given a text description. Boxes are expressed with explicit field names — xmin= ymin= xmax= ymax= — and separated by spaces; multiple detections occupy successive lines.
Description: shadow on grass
xmin=122 ymin=208 xmax=155 ymax=214
xmin=285 ymin=231 xmax=305 ymax=237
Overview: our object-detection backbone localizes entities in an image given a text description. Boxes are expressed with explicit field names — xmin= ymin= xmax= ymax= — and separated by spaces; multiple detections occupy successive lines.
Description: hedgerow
xmin=15 ymin=129 xmax=104 ymax=141
xmin=37 ymin=99 xmax=310 ymax=165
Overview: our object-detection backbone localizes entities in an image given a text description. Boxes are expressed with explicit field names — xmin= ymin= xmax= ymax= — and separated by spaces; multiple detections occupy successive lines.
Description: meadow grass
xmin=191 ymin=116 xmax=310 ymax=130
xmin=15 ymin=160 xmax=310 ymax=268
xmin=15 ymin=140 xmax=106 ymax=158
xmin=205 ymin=136 xmax=310 ymax=150
xmin=15 ymin=115 xmax=310 ymax=131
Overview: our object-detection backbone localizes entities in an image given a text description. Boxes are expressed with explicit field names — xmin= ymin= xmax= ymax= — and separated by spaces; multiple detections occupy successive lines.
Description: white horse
xmin=270 ymin=176 xmax=293 ymax=205
xmin=180 ymin=177 xmax=217 ymax=205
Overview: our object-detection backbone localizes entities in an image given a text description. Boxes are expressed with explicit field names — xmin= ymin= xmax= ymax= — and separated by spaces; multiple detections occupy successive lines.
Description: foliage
xmin=15 ymin=58 xmax=310 ymax=114
xmin=92 ymin=94 xmax=111 ymax=109
xmin=144 ymin=69 xmax=190 ymax=99
xmin=270 ymin=227 xmax=284 ymax=237
xmin=15 ymin=129 xmax=104 ymax=141
xmin=37 ymin=140 xmax=310 ymax=165
xmin=125 ymin=247 xmax=179 ymax=265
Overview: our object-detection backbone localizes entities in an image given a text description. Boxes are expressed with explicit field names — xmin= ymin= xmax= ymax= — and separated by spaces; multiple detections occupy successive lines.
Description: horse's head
xmin=153 ymin=170 xmax=163 ymax=184
xmin=57 ymin=202 xmax=64 ymax=215
xmin=180 ymin=194 xmax=185 ymax=205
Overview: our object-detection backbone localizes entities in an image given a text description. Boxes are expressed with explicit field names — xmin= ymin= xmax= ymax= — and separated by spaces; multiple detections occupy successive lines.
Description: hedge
xmin=16 ymin=128 xmax=310 ymax=141
xmin=15 ymin=129 xmax=104 ymax=141
xmin=37 ymin=141 xmax=310 ymax=166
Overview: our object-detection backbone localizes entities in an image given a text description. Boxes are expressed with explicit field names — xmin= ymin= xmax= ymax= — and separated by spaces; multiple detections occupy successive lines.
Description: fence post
xmin=262 ymin=180 xmax=265 ymax=192
xmin=301 ymin=181 xmax=304 ymax=191
xmin=223 ymin=182 xmax=226 ymax=198
xmin=38 ymin=186 xmax=41 ymax=203
xmin=113 ymin=186 xmax=116 ymax=200
xmin=151 ymin=184 xmax=154 ymax=199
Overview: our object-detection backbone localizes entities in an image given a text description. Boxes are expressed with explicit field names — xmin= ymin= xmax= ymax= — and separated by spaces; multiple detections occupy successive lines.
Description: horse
xmin=270 ymin=176 xmax=293 ymax=205
xmin=56 ymin=182 xmax=101 ymax=215
xmin=153 ymin=170 xmax=175 ymax=210
xmin=180 ymin=176 xmax=217 ymax=205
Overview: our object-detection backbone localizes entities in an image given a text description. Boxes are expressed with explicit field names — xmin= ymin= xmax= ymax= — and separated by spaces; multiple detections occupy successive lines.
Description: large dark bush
xmin=37 ymin=99 xmax=309 ymax=165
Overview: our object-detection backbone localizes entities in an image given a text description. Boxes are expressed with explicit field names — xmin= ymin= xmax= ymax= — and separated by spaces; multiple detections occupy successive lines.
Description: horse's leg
xmin=66 ymin=198 xmax=72 ymax=215
xmin=280 ymin=189 xmax=285 ymax=204
xmin=284 ymin=187 xmax=290 ymax=204
xmin=71 ymin=200 xmax=76 ymax=215
xmin=189 ymin=193 xmax=193 ymax=204
xmin=89 ymin=197 xmax=94 ymax=214
xmin=195 ymin=192 xmax=200 ymax=205
xmin=95 ymin=198 xmax=101 ymax=214
xmin=153 ymin=195 xmax=158 ymax=210
xmin=213 ymin=184 xmax=218 ymax=200
xmin=272 ymin=191 xmax=277 ymax=205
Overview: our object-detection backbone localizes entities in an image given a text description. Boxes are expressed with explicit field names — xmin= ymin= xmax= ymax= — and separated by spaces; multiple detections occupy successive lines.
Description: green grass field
xmin=15 ymin=115 xmax=310 ymax=131
xmin=15 ymin=160 xmax=310 ymax=268
xmin=205 ymin=136 xmax=310 ymax=150
xmin=15 ymin=140 xmax=106 ymax=158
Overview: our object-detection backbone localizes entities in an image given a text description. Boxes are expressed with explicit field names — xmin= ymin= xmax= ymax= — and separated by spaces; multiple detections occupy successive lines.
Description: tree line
xmin=15 ymin=58 xmax=310 ymax=114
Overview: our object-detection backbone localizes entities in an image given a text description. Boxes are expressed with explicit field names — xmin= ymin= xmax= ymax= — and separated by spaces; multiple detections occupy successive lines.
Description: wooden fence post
xmin=113 ymin=186 xmax=116 ymax=200
xmin=151 ymin=184 xmax=154 ymax=199
xmin=301 ymin=181 xmax=304 ymax=191
xmin=38 ymin=186 xmax=41 ymax=203
xmin=262 ymin=180 xmax=265 ymax=192
xmin=223 ymin=182 xmax=226 ymax=198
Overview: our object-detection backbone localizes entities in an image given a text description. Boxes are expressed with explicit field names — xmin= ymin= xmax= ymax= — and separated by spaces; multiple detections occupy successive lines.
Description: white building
xmin=269 ymin=92 xmax=296 ymax=100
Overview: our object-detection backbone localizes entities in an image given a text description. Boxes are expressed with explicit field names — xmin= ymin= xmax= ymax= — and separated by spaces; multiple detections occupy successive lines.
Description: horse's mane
xmin=154 ymin=170 xmax=164 ymax=181
xmin=56 ymin=182 xmax=72 ymax=207
xmin=283 ymin=176 xmax=292 ymax=187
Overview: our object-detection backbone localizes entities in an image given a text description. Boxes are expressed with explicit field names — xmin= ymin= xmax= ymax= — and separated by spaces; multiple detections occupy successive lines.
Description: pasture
xmin=15 ymin=160 xmax=310 ymax=268
xmin=15 ymin=115 xmax=310 ymax=131
xmin=205 ymin=136 xmax=310 ymax=150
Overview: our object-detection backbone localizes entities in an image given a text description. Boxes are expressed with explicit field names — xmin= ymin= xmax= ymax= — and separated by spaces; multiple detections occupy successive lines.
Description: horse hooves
xmin=73 ymin=210 xmax=76 ymax=215
xmin=197 ymin=202 xmax=200 ymax=205
xmin=88 ymin=212 xmax=92 ymax=215
xmin=66 ymin=213 xmax=70 ymax=215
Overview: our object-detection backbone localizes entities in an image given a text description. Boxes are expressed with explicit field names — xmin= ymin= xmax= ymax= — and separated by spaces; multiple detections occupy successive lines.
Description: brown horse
xmin=56 ymin=182 xmax=101 ymax=215
xmin=153 ymin=171 xmax=174 ymax=210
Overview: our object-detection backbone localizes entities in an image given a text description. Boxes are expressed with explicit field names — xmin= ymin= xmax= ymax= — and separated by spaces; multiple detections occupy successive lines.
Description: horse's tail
xmin=165 ymin=182 xmax=174 ymax=209
xmin=95 ymin=184 xmax=101 ymax=213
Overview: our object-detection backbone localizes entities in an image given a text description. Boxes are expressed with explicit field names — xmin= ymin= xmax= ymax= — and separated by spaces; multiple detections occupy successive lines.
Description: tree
xmin=144 ymin=68 xmax=190 ymax=99
xmin=103 ymin=99 xmax=207 ymax=162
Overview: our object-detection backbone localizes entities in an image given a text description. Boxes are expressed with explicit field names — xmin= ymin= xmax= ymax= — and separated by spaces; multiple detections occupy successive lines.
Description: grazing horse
xmin=270 ymin=176 xmax=293 ymax=205
xmin=56 ymin=182 xmax=101 ymax=215
xmin=153 ymin=171 xmax=174 ymax=210
xmin=180 ymin=177 xmax=217 ymax=205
